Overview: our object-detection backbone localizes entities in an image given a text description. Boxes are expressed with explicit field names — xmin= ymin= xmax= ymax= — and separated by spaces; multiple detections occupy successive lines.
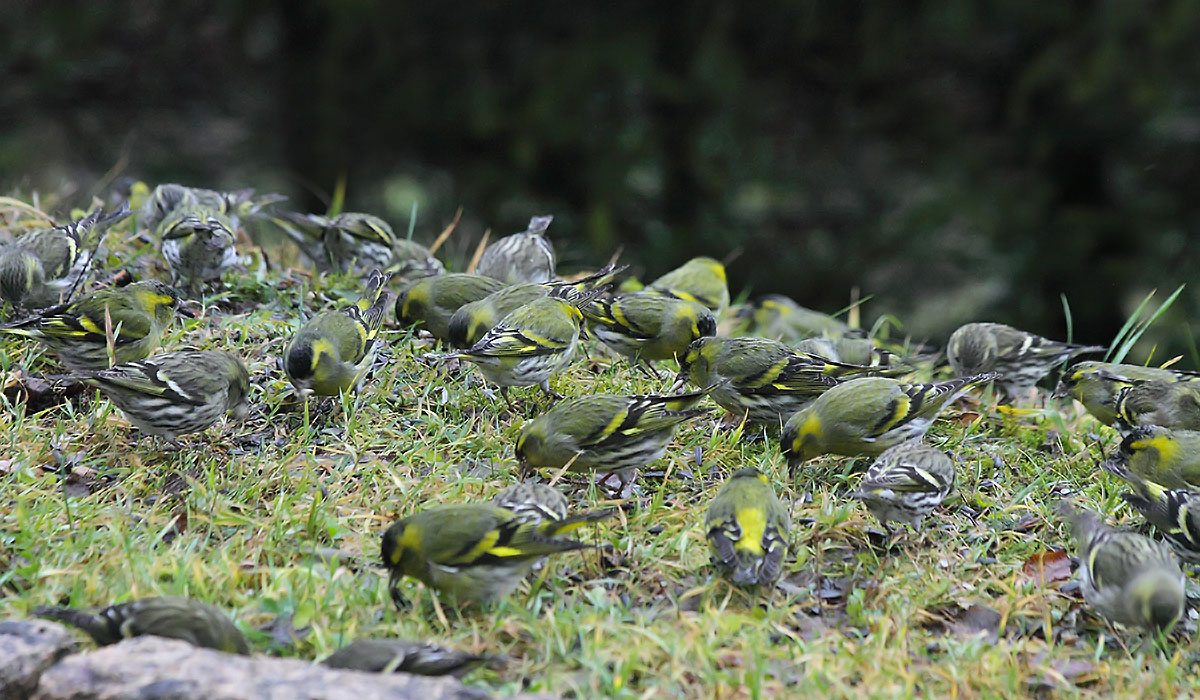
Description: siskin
xmin=1114 ymin=380 xmax=1200 ymax=433
xmin=71 ymin=350 xmax=250 ymax=443
xmin=731 ymin=294 xmax=849 ymax=342
xmin=705 ymin=468 xmax=789 ymax=587
xmin=1057 ymin=500 xmax=1184 ymax=632
xmin=475 ymin=215 xmax=556 ymax=285
xmin=582 ymin=293 xmax=717 ymax=370
xmin=493 ymin=482 xmax=570 ymax=523
xmin=35 ymin=597 xmax=248 ymax=654
xmin=0 ymin=280 xmax=181 ymax=371
xmin=850 ymin=441 xmax=955 ymax=534
xmin=447 ymin=266 xmax=619 ymax=349
xmin=781 ymin=373 xmax=997 ymax=471
xmin=381 ymin=503 xmax=613 ymax=605
xmin=322 ymin=639 xmax=491 ymax=677
xmin=395 ymin=273 xmax=506 ymax=342
xmin=1056 ymin=361 xmax=1200 ymax=426
xmin=644 ymin=256 xmax=729 ymax=313
xmin=946 ymin=322 xmax=1103 ymax=398
xmin=794 ymin=335 xmax=901 ymax=369
xmin=140 ymin=182 xmax=282 ymax=232
xmin=158 ymin=206 xmax=239 ymax=286
xmin=1103 ymin=459 xmax=1200 ymax=564
xmin=388 ymin=238 xmax=446 ymax=282
xmin=0 ymin=205 xmax=131 ymax=308
xmin=1102 ymin=425 xmax=1200 ymax=491
xmin=516 ymin=389 xmax=710 ymax=490
xmin=450 ymin=293 xmax=592 ymax=404
xmin=284 ymin=269 xmax=391 ymax=396
xmin=675 ymin=336 xmax=900 ymax=428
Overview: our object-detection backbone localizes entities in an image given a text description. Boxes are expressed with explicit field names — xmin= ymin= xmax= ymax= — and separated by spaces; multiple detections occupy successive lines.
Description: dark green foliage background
xmin=3 ymin=1 xmax=1199 ymax=352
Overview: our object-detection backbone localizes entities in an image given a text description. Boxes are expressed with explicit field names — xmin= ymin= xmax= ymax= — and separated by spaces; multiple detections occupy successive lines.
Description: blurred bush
xmin=1 ymin=0 xmax=1198 ymax=355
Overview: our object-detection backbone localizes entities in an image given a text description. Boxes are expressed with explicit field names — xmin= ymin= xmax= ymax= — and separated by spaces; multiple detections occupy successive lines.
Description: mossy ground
xmin=1 ymin=203 xmax=1199 ymax=699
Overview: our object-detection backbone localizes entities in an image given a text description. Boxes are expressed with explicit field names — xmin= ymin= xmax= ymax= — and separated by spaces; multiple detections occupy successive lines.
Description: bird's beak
xmin=669 ymin=372 xmax=688 ymax=394
xmin=232 ymin=402 xmax=250 ymax=422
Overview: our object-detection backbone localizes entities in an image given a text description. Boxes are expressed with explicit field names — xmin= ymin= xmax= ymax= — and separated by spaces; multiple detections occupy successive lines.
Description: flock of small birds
xmin=4 ymin=180 xmax=1200 ymax=678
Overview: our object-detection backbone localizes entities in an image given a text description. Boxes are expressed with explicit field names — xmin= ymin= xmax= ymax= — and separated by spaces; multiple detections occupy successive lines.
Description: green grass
xmin=2 ymin=215 xmax=1200 ymax=699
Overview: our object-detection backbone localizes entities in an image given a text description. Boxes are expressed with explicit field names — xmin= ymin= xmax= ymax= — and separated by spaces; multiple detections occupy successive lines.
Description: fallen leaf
xmin=1020 ymin=550 xmax=1073 ymax=586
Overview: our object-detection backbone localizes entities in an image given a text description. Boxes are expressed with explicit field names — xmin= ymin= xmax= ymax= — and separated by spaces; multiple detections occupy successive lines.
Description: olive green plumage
xmin=447 ymin=266 xmax=619 ymax=349
xmin=284 ymin=269 xmax=391 ymax=396
xmin=516 ymin=389 xmax=710 ymax=488
xmin=381 ymin=503 xmax=614 ymax=605
xmin=1057 ymin=501 xmax=1184 ymax=632
xmin=475 ymin=214 xmax=555 ymax=285
xmin=644 ymin=256 xmax=729 ymax=313
xmin=731 ymin=294 xmax=849 ymax=342
xmin=321 ymin=639 xmax=491 ymax=677
xmin=395 ymin=273 xmax=506 ymax=342
xmin=1114 ymin=380 xmax=1200 ymax=433
xmin=850 ymin=441 xmax=955 ymax=533
xmin=705 ymin=468 xmax=789 ymax=587
xmin=582 ymin=293 xmax=717 ymax=365
xmin=1103 ymin=459 xmax=1200 ymax=564
xmin=794 ymin=335 xmax=901 ymax=369
xmin=34 ymin=597 xmax=248 ymax=654
xmin=781 ymin=373 xmax=997 ymax=470
xmin=675 ymin=336 xmax=901 ymax=428
xmin=946 ymin=322 xmax=1103 ymax=397
xmin=72 ymin=350 xmax=251 ymax=442
xmin=0 ymin=280 xmax=181 ymax=370
xmin=1055 ymin=361 xmax=1200 ymax=426
xmin=1102 ymin=425 xmax=1200 ymax=491
xmin=0 ymin=205 xmax=130 ymax=308
xmin=451 ymin=293 xmax=590 ymax=403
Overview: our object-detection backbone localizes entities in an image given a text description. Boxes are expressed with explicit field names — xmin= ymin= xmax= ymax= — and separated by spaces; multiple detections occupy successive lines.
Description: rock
xmin=0 ymin=619 xmax=78 ymax=700
xmin=32 ymin=637 xmax=555 ymax=700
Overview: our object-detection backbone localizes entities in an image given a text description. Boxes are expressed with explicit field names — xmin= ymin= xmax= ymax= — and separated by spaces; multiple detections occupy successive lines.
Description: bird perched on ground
xmin=284 ymin=269 xmax=391 ymax=396
xmin=272 ymin=211 xmax=396 ymax=273
xmin=850 ymin=441 xmax=955 ymax=534
xmin=581 ymin=293 xmax=717 ymax=371
xmin=475 ymin=215 xmax=555 ymax=285
xmin=395 ymin=273 xmax=506 ymax=342
xmin=675 ymin=336 xmax=899 ymax=428
xmin=71 ymin=350 xmax=250 ymax=443
xmin=34 ymin=597 xmax=248 ymax=654
xmin=516 ymin=389 xmax=710 ymax=491
xmin=1057 ymin=361 xmax=1200 ymax=426
xmin=0 ymin=205 xmax=131 ymax=308
xmin=138 ymin=182 xmax=282 ymax=232
xmin=1103 ymin=459 xmax=1200 ymax=564
xmin=322 ymin=639 xmax=492 ymax=677
xmin=731 ymin=294 xmax=850 ymax=342
xmin=388 ymin=239 xmax=446 ymax=282
xmin=1102 ymin=425 xmax=1200 ymax=491
xmin=1114 ymin=380 xmax=1200 ymax=433
xmin=0 ymin=280 xmax=181 ymax=370
xmin=781 ymin=373 xmax=998 ymax=471
xmin=493 ymin=482 xmax=570 ymax=523
xmin=1057 ymin=500 xmax=1184 ymax=632
xmin=705 ymin=468 xmax=789 ymax=587
xmin=493 ymin=482 xmax=572 ymax=572
xmin=447 ymin=266 xmax=621 ymax=349
xmin=451 ymin=292 xmax=594 ymax=404
xmin=381 ymin=503 xmax=614 ymax=605
xmin=794 ymin=335 xmax=901 ymax=369
xmin=158 ymin=206 xmax=239 ymax=286
xmin=946 ymin=322 xmax=1103 ymax=398
xmin=643 ymin=256 xmax=729 ymax=313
